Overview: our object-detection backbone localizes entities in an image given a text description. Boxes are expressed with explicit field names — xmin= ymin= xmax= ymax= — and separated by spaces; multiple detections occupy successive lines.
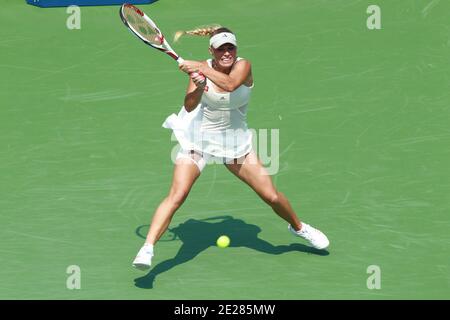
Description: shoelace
xmin=138 ymin=247 xmax=153 ymax=257
xmin=298 ymin=225 xmax=318 ymax=243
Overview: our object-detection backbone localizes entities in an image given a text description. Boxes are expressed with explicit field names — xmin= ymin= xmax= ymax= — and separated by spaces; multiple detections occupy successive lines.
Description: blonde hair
xmin=173 ymin=24 xmax=223 ymax=42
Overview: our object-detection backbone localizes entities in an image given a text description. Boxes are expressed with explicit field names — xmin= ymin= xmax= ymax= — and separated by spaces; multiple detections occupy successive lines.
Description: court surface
xmin=0 ymin=0 xmax=449 ymax=299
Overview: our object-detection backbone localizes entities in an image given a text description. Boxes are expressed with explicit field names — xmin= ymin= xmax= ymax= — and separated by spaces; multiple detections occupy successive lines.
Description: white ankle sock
xmin=291 ymin=224 xmax=303 ymax=234
xmin=143 ymin=243 xmax=154 ymax=252
xmin=299 ymin=223 xmax=309 ymax=233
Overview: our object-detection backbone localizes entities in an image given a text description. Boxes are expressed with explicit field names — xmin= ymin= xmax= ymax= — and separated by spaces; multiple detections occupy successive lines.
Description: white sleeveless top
xmin=201 ymin=58 xmax=253 ymax=131
xmin=163 ymin=57 xmax=254 ymax=159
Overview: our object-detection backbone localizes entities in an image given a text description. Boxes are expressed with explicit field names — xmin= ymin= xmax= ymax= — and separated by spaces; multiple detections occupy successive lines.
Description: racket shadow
xmin=133 ymin=215 xmax=329 ymax=289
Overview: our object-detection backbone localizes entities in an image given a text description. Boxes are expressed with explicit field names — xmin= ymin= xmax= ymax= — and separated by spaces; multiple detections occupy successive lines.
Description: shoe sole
xmin=133 ymin=263 xmax=151 ymax=271
xmin=313 ymin=243 xmax=329 ymax=250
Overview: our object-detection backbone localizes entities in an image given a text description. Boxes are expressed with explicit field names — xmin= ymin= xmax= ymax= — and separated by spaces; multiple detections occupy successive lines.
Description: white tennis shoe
xmin=289 ymin=223 xmax=330 ymax=250
xmin=132 ymin=244 xmax=154 ymax=271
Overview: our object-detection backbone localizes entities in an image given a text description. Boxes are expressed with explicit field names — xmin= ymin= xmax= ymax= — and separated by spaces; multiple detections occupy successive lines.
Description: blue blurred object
xmin=26 ymin=0 xmax=157 ymax=7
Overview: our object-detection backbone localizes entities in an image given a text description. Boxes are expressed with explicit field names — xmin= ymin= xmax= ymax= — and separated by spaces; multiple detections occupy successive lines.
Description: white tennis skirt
xmin=163 ymin=105 xmax=253 ymax=159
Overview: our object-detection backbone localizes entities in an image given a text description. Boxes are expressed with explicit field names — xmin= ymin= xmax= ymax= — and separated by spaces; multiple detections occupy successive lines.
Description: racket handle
xmin=191 ymin=72 xmax=205 ymax=77
xmin=177 ymin=57 xmax=204 ymax=82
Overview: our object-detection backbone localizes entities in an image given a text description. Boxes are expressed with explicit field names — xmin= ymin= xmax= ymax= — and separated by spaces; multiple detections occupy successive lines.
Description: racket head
xmin=120 ymin=4 xmax=180 ymax=61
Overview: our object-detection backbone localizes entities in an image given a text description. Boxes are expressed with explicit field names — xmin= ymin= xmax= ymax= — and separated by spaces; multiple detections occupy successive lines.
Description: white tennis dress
xmin=163 ymin=58 xmax=254 ymax=162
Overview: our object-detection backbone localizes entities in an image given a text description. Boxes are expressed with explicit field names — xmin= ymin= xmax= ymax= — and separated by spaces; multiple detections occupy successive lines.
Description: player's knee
xmin=168 ymin=189 xmax=189 ymax=208
xmin=264 ymin=191 xmax=280 ymax=207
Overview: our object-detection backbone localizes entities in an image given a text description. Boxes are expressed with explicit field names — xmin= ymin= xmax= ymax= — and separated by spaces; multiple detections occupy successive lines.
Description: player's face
xmin=211 ymin=43 xmax=237 ymax=68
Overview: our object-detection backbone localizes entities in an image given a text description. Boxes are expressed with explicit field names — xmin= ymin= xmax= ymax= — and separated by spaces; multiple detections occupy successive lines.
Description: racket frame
xmin=119 ymin=3 xmax=184 ymax=64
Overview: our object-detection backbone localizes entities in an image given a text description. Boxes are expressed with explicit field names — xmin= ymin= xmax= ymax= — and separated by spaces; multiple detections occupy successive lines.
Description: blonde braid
xmin=174 ymin=24 xmax=222 ymax=42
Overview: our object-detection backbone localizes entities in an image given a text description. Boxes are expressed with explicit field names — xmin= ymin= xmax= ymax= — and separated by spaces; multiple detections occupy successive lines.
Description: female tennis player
xmin=133 ymin=26 xmax=329 ymax=270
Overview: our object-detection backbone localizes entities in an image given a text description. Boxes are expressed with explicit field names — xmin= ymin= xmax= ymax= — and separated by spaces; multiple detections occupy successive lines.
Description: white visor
xmin=209 ymin=32 xmax=237 ymax=49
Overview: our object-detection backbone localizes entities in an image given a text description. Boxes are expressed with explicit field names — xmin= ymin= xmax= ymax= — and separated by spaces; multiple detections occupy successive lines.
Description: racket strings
xmin=123 ymin=7 xmax=162 ymax=46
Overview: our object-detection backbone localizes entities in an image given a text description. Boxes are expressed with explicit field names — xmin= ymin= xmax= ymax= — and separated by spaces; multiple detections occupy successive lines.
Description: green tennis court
xmin=1 ymin=0 xmax=449 ymax=299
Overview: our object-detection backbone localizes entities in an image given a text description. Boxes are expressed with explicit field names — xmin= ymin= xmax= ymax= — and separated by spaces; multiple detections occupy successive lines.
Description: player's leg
xmin=146 ymin=158 xmax=202 ymax=245
xmin=225 ymin=151 xmax=300 ymax=228
xmin=133 ymin=150 xmax=204 ymax=270
xmin=225 ymin=150 xmax=329 ymax=249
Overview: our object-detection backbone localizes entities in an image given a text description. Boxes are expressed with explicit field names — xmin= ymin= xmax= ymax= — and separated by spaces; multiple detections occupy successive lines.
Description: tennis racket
xmin=119 ymin=4 xmax=205 ymax=82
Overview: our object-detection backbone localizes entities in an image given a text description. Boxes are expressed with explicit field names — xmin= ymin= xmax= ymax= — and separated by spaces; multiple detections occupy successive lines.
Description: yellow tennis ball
xmin=217 ymin=235 xmax=230 ymax=248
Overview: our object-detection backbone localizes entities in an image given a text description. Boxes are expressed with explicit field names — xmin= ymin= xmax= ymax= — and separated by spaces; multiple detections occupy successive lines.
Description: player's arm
xmin=180 ymin=59 xmax=252 ymax=92
xmin=200 ymin=59 xmax=252 ymax=92
xmin=183 ymin=62 xmax=207 ymax=112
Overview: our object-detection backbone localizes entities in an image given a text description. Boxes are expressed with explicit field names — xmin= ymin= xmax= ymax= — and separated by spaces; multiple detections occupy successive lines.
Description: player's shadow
xmin=133 ymin=215 xmax=329 ymax=289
